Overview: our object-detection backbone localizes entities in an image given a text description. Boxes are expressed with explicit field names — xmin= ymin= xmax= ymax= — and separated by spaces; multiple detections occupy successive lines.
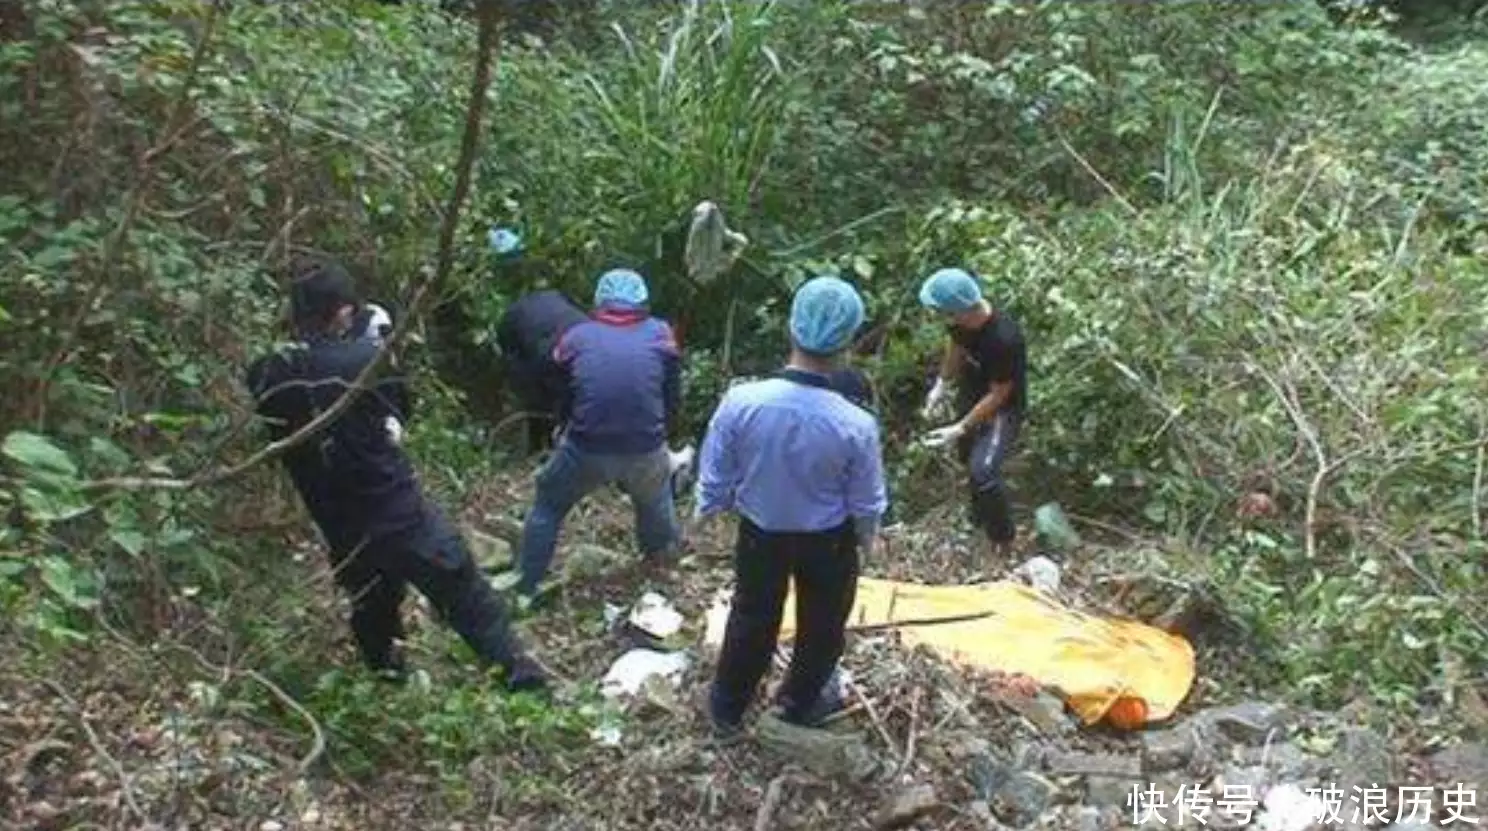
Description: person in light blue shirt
xmin=695 ymin=275 xmax=888 ymax=737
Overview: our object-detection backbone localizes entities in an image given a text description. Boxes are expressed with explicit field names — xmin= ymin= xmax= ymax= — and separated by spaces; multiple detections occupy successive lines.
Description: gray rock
xmin=1381 ymin=820 xmax=1440 ymax=830
xmin=465 ymin=526 xmax=513 ymax=570
xmin=988 ymin=770 xmax=1058 ymax=827
xmin=563 ymin=543 xmax=621 ymax=579
xmin=1071 ymin=805 xmax=1122 ymax=831
xmin=1193 ymin=701 xmax=1293 ymax=745
xmin=755 ymin=714 xmax=878 ymax=781
xmin=1044 ymin=750 xmax=1141 ymax=778
xmin=873 ymin=783 xmax=939 ymax=830
xmin=1427 ymin=741 xmax=1488 ymax=793
xmin=1331 ymin=725 xmax=1393 ymax=791
xmin=1142 ymin=727 xmax=1199 ymax=773
xmin=969 ymin=753 xmax=1014 ymax=802
xmin=1235 ymin=741 xmax=1321 ymax=779
xmin=1083 ymin=775 xmax=1149 ymax=809
xmin=1212 ymin=764 xmax=1272 ymax=797
xmin=989 ymin=689 xmax=1074 ymax=735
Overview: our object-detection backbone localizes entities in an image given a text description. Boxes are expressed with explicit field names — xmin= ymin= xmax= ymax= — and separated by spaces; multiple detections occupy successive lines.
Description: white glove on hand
xmin=920 ymin=422 xmax=966 ymax=448
xmin=921 ymin=378 xmax=950 ymax=420
xmin=385 ymin=416 xmax=404 ymax=445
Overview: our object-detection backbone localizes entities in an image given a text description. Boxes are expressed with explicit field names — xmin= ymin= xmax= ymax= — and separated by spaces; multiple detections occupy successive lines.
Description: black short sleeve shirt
xmin=949 ymin=313 xmax=1027 ymax=416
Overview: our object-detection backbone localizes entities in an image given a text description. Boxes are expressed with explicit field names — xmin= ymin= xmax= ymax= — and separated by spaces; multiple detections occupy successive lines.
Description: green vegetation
xmin=1 ymin=0 xmax=1484 ymax=824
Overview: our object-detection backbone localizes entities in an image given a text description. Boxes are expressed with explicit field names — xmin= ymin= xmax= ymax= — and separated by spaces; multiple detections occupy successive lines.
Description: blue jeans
xmin=516 ymin=438 xmax=679 ymax=594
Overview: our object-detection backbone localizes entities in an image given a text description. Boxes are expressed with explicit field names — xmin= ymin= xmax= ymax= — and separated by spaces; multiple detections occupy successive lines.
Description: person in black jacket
xmin=495 ymin=288 xmax=590 ymax=453
xmin=246 ymin=259 xmax=545 ymax=691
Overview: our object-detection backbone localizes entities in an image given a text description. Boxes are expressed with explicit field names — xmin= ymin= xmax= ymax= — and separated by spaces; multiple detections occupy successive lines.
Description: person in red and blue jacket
xmin=514 ymin=268 xmax=683 ymax=597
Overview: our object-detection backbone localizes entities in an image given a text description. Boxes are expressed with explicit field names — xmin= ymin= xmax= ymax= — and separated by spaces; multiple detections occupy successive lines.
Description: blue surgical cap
xmin=594 ymin=268 xmax=649 ymax=308
xmin=488 ymin=226 xmax=523 ymax=256
xmin=918 ymin=267 xmax=983 ymax=312
xmin=789 ymin=276 xmax=866 ymax=356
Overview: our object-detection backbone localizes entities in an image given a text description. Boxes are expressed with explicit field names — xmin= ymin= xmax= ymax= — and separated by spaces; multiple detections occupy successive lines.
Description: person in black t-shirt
xmin=916 ymin=267 xmax=1028 ymax=559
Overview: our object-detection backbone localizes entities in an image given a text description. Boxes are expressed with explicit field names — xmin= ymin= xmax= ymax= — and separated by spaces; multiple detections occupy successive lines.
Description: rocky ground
xmin=2 ymin=467 xmax=1484 ymax=829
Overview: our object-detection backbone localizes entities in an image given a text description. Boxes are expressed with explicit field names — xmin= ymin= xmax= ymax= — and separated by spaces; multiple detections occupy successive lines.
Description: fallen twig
xmin=845 ymin=609 xmax=998 ymax=635
xmin=1056 ymin=130 xmax=1137 ymax=216
xmin=41 ymin=680 xmax=145 ymax=821
xmin=1377 ymin=536 xmax=1488 ymax=642
xmin=894 ymin=688 xmax=922 ymax=781
xmin=1250 ymin=360 xmax=1333 ymax=561
xmin=849 ymin=678 xmax=901 ymax=768
xmin=753 ymin=774 xmax=787 ymax=831
xmin=245 ymin=669 xmax=325 ymax=775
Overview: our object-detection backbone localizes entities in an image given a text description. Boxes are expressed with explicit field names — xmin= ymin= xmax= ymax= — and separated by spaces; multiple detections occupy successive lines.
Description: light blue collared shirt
xmin=695 ymin=375 xmax=887 ymax=540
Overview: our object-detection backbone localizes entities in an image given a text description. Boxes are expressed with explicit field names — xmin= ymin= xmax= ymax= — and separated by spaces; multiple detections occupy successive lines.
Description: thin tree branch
xmin=80 ymin=1 xmax=506 ymax=494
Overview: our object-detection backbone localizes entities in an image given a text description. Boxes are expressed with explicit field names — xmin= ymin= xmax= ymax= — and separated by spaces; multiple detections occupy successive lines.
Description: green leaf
xmin=2 ymin=431 xmax=77 ymax=478
xmin=110 ymin=529 xmax=147 ymax=556
xmin=21 ymin=486 xmax=92 ymax=524
xmin=39 ymin=556 xmax=97 ymax=610
xmin=0 ymin=558 xmax=27 ymax=579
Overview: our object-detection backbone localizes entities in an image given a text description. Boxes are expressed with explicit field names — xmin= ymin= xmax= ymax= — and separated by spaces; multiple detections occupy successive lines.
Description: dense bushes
xmin=1 ymin=0 xmax=1484 ymax=723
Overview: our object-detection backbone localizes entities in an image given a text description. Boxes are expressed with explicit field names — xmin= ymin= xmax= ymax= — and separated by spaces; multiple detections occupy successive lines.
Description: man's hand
xmin=920 ymin=422 xmax=966 ymax=448
xmin=920 ymin=377 xmax=951 ymax=420
xmin=385 ymin=416 xmax=405 ymax=445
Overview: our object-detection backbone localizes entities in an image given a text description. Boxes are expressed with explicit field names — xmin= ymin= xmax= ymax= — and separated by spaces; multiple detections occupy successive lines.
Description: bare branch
xmin=80 ymin=1 xmax=507 ymax=495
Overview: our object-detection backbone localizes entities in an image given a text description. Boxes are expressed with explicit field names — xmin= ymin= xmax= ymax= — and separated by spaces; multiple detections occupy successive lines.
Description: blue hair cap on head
xmin=918 ymin=267 xmax=983 ymax=312
xmin=789 ymin=275 xmax=866 ymax=355
xmin=594 ymin=268 xmax=649 ymax=308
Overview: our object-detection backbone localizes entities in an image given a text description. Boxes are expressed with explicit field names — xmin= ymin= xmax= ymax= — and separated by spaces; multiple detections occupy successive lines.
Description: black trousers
xmin=710 ymin=517 xmax=860 ymax=725
xmin=955 ymin=409 xmax=1021 ymax=544
xmin=329 ymin=504 xmax=540 ymax=685
xmin=508 ymin=355 xmax=565 ymax=454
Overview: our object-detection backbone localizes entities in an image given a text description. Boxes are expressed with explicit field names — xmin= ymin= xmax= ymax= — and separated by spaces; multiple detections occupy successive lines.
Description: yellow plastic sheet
xmin=778 ymin=578 xmax=1196 ymax=728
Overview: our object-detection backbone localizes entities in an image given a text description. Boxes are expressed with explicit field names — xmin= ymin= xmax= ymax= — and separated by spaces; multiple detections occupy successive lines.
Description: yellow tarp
xmin=778 ymin=577 xmax=1196 ymax=727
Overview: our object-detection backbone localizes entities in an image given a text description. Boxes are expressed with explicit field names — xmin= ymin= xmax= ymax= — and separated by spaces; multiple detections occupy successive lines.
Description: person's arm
xmin=958 ymin=337 xmax=1021 ymax=430
xmin=693 ymin=394 xmax=740 ymax=519
xmin=846 ymin=421 xmax=889 ymax=549
xmin=244 ymin=350 xmax=300 ymax=440
xmin=550 ymin=327 xmax=579 ymax=425
xmin=345 ymin=340 xmax=414 ymax=425
xmin=655 ymin=320 xmax=683 ymax=428
xmin=936 ymin=340 xmax=967 ymax=385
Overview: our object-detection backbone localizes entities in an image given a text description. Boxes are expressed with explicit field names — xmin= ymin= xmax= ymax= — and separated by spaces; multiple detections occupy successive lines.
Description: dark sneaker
xmin=504 ymin=656 xmax=550 ymax=695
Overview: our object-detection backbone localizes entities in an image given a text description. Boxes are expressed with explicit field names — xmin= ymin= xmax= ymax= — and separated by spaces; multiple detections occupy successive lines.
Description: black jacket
xmin=245 ymin=335 xmax=423 ymax=551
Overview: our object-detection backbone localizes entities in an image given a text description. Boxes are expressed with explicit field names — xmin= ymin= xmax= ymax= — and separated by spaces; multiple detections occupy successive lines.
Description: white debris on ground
xmin=1012 ymin=555 xmax=1062 ymax=594
xmin=627 ymin=591 xmax=684 ymax=640
xmin=600 ymin=649 xmax=692 ymax=700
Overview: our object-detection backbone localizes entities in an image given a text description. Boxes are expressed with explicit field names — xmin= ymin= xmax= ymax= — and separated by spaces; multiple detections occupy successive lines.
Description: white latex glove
xmin=668 ymin=444 xmax=696 ymax=476
xmin=920 ymin=422 xmax=966 ymax=448
xmin=920 ymin=378 xmax=950 ymax=420
xmin=385 ymin=416 xmax=404 ymax=445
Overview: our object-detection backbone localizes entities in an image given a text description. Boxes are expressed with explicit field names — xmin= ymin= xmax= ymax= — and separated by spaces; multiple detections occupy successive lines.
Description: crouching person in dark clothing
xmin=495 ymin=289 xmax=589 ymax=454
xmin=246 ymin=260 xmax=546 ymax=692
xmin=696 ymin=276 xmax=888 ymax=736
